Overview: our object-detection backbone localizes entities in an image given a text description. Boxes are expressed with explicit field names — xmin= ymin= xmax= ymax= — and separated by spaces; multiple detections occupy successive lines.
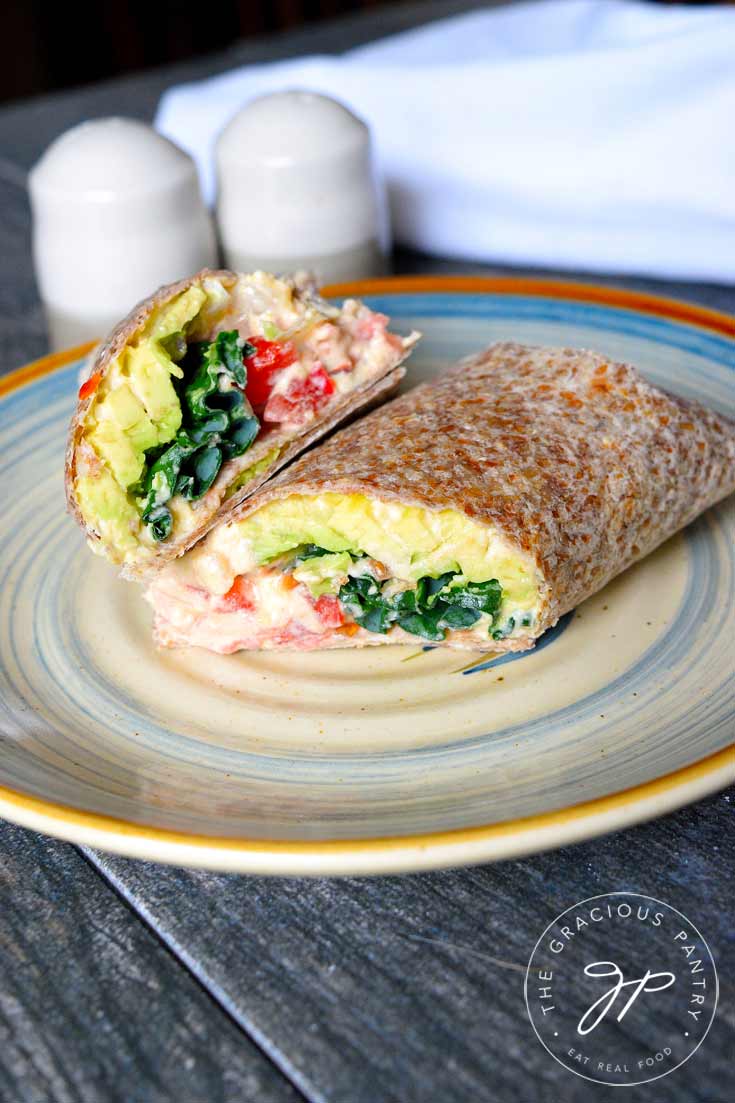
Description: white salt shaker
xmin=29 ymin=118 xmax=218 ymax=350
xmin=216 ymin=91 xmax=389 ymax=286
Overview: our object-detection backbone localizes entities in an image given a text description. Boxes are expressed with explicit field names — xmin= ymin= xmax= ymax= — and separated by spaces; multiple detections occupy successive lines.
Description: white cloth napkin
xmin=156 ymin=0 xmax=735 ymax=282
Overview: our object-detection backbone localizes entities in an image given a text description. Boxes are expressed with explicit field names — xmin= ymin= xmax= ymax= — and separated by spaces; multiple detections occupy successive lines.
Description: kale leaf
xmin=441 ymin=578 xmax=503 ymax=617
xmin=338 ymin=571 xmax=504 ymax=642
xmin=492 ymin=615 xmax=515 ymax=641
xmin=141 ymin=331 xmax=258 ymax=540
xmin=293 ymin=544 xmax=340 ymax=564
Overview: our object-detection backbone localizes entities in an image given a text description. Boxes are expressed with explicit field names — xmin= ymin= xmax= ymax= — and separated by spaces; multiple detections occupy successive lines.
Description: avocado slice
xmin=98 ymin=384 xmax=158 ymax=453
xmin=75 ymin=285 xmax=219 ymax=556
xmin=85 ymin=418 xmax=144 ymax=489
xmin=233 ymin=492 xmax=540 ymax=614
xmin=124 ymin=343 xmax=182 ymax=443
xmin=292 ymin=551 xmax=354 ymax=596
xmin=224 ymin=447 xmax=281 ymax=500
xmin=126 ymin=285 xmax=209 ymax=441
xmin=75 ymin=470 xmax=140 ymax=553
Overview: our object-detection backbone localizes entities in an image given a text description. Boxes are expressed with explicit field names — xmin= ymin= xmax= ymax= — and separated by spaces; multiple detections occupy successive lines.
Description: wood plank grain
xmin=85 ymin=790 xmax=735 ymax=1103
xmin=0 ymin=820 xmax=302 ymax=1103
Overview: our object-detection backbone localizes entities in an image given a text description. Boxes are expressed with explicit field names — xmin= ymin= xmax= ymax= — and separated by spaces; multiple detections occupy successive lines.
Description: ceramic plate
xmin=1 ymin=276 xmax=733 ymax=874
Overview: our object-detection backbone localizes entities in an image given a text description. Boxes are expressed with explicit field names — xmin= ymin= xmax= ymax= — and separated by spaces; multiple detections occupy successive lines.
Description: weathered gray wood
xmin=0 ymin=4 xmax=733 ymax=1101
xmin=85 ymin=790 xmax=734 ymax=1103
xmin=0 ymin=820 xmax=301 ymax=1103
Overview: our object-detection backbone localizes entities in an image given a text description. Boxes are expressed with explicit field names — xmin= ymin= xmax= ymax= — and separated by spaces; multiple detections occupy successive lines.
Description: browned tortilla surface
xmin=64 ymin=268 xmax=407 ymax=577
xmin=230 ymin=342 xmax=735 ymax=650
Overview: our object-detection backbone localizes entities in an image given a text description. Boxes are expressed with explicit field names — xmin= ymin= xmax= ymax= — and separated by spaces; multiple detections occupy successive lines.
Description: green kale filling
xmin=287 ymin=546 xmax=506 ymax=640
xmin=293 ymin=544 xmax=336 ymax=564
xmin=139 ymin=331 xmax=259 ymax=541
xmin=337 ymin=565 xmax=504 ymax=642
xmin=491 ymin=617 xmax=514 ymax=641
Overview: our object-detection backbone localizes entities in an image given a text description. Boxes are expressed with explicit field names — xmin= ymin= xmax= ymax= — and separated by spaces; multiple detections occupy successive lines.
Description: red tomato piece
xmin=78 ymin=370 xmax=102 ymax=401
xmin=263 ymin=365 xmax=336 ymax=425
xmin=220 ymin=576 xmax=255 ymax=612
xmin=313 ymin=594 xmax=344 ymax=628
xmin=243 ymin=337 xmax=297 ymax=407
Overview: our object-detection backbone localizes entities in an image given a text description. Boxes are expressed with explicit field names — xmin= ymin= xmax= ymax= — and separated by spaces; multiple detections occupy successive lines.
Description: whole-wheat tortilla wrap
xmin=66 ymin=268 xmax=416 ymax=579
xmin=146 ymin=342 xmax=735 ymax=654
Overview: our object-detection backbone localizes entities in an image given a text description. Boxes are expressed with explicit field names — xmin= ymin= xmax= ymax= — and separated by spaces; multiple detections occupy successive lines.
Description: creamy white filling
xmin=149 ymin=549 xmax=539 ymax=655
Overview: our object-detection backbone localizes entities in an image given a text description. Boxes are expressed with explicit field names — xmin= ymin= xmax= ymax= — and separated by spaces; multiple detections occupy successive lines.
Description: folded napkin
xmin=156 ymin=0 xmax=735 ymax=282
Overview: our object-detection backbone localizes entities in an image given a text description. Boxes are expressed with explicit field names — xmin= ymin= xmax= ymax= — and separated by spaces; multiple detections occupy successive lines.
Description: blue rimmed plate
xmin=0 ymin=276 xmax=733 ymax=874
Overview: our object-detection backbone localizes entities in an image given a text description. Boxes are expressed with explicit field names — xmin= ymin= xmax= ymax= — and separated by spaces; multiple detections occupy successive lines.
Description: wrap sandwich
xmin=145 ymin=342 xmax=735 ymax=653
xmin=66 ymin=268 xmax=417 ymax=577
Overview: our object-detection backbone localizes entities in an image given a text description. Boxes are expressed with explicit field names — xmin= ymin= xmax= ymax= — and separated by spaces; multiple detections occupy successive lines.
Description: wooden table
xmin=0 ymin=4 xmax=732 ymax=1100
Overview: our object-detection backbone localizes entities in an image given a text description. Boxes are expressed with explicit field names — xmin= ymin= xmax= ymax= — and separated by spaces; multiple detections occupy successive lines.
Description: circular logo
xmin=524 ymin=892 xmax=718 ymax=1087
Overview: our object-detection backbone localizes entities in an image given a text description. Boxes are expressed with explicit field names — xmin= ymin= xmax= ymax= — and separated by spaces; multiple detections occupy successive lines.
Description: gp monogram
xmin=576 ymin=960 xmax=676 ymax=1036
xmin=524 ymin=892 xmax=718 ymax=1087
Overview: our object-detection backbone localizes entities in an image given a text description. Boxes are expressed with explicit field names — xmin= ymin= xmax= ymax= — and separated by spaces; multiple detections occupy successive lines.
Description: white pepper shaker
xmin=216 ymin=90 xmax=389 ymax=286
xmin=29 ymin=117 xmax=218 ymax=350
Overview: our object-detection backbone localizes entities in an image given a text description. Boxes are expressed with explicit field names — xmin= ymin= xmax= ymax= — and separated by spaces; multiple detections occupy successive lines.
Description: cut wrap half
xmin=146 ymin=342 xmax=735 ymax=653
xmin=66 ymin=268 xmax=417 ymax=577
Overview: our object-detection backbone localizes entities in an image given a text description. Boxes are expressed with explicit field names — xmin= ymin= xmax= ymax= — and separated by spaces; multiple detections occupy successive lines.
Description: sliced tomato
xmin=313 ymin=594 xmax=344 ymax=628
xmin=263 ymin=364 xmax=336 ymax=425
xmin=78 ymin=370 xmax=102 ymax=401
xmin=243 ymin=337 xmax=298 ymax=407
xmin=220 ymin=576 xmax=255 ymax=612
